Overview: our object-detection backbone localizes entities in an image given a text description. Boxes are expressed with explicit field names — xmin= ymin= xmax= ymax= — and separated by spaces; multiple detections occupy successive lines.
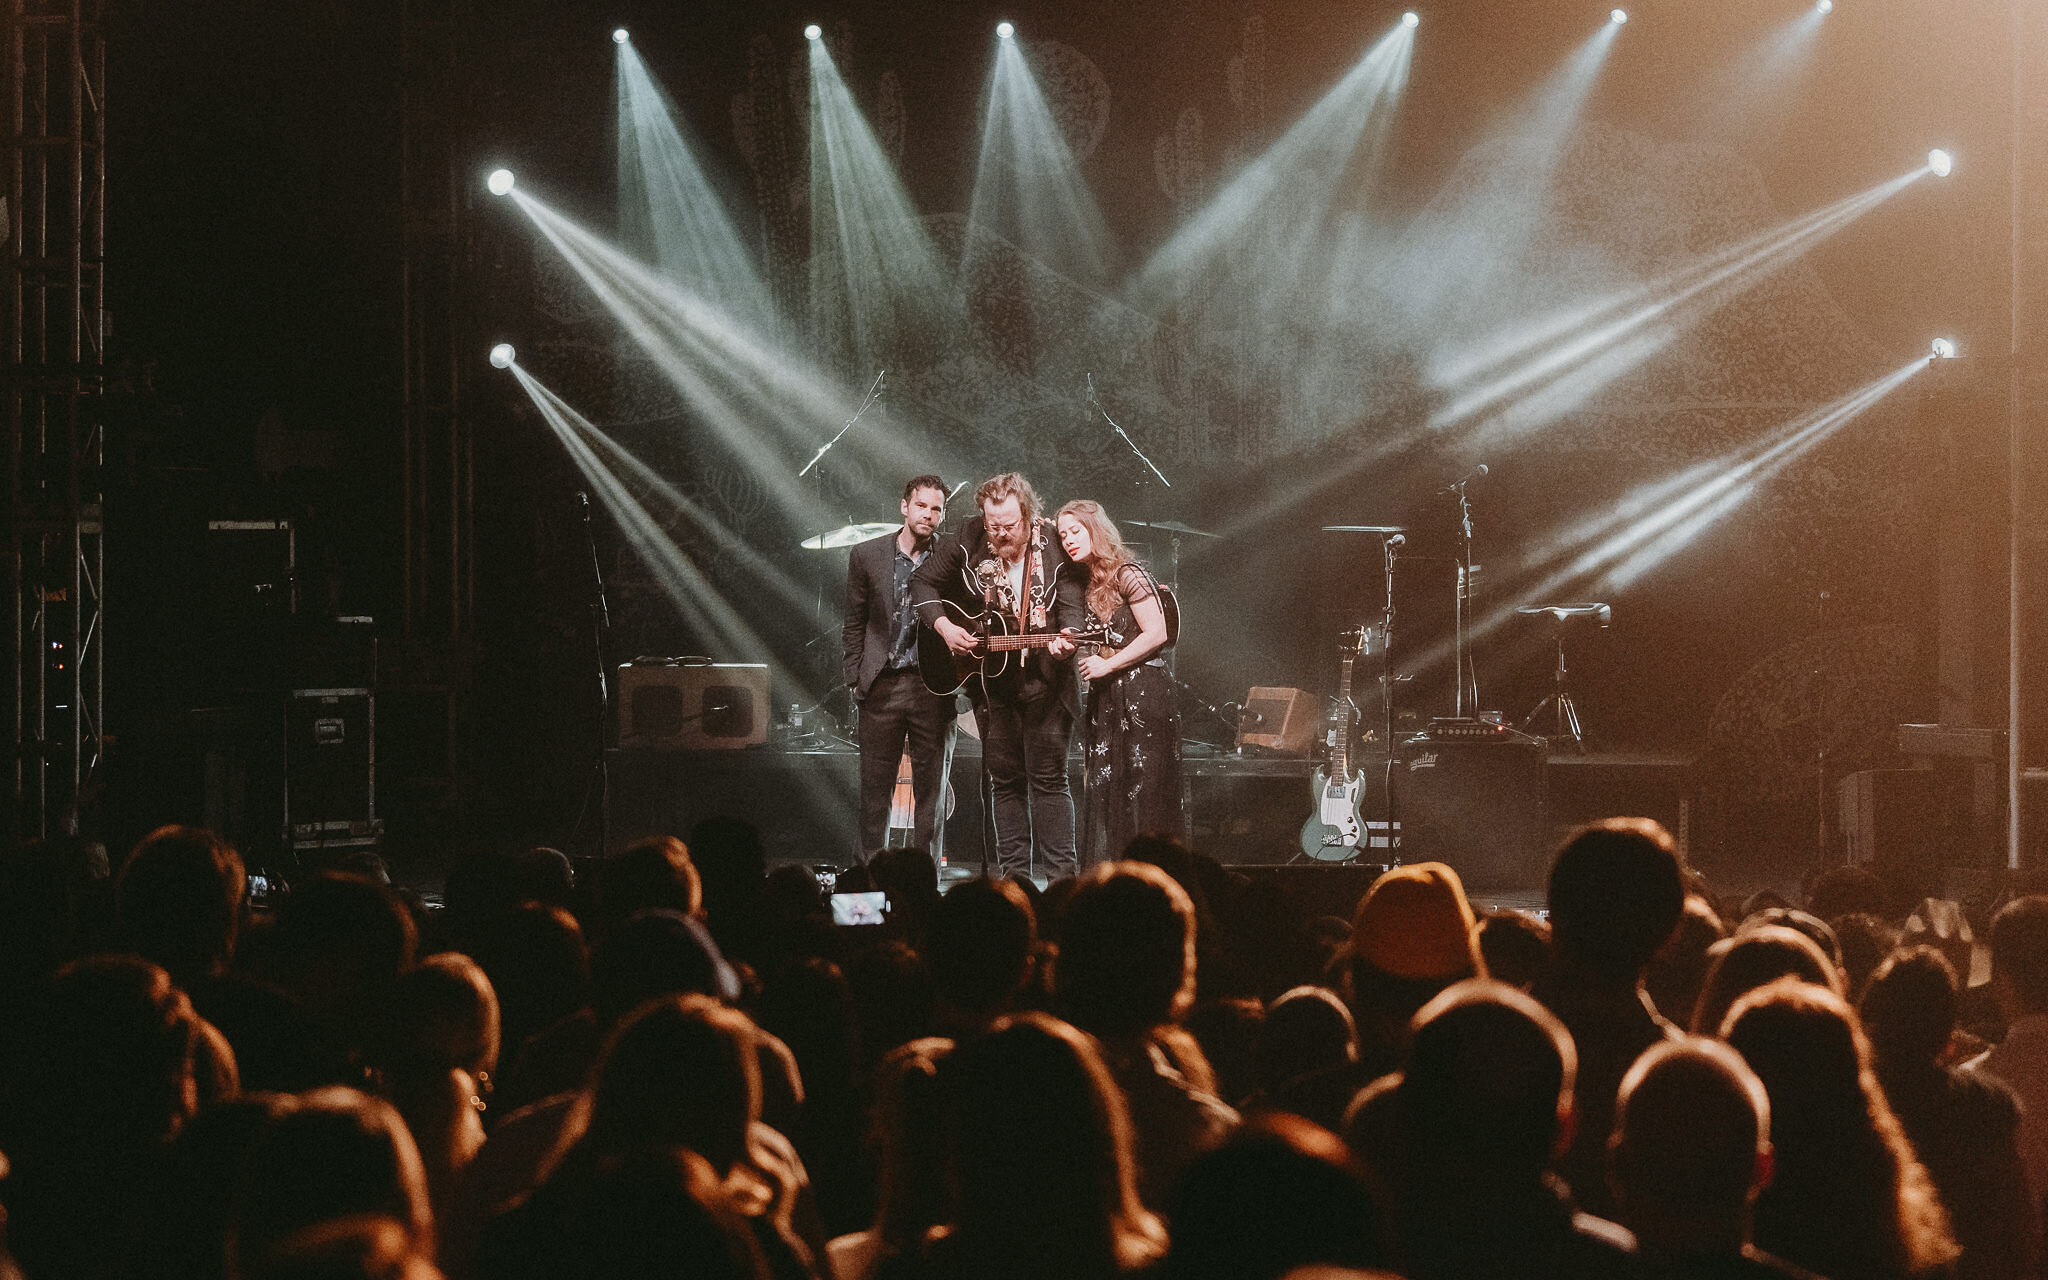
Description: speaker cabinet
xmin=619 ymin=663 xmax=770 ymax=749
xmin=1238 ymin=687 xmax=1318 ymax=756
xmin=1398 ymin=740 xmax=1547 ymax=889
xmin=285 ymin=688 xmax=377 ymax=849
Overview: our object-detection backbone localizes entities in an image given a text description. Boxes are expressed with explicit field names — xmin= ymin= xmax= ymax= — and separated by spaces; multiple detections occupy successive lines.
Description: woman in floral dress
xmin=1055 ymin=500 xmax=1186 ymax=866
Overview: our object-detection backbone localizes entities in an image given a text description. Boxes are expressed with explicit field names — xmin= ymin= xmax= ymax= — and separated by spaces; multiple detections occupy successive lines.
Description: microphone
xmin=1085 ymin=372 xmax=1097 ymax=402
xmin=948 ymin=479 xmax=971 ymax=500
xmin=576 ymin=491 xmax=592 ymax=518
xmin=1437 ymin=463 xmax=1489 ymax=493
xmin=1385 ymin=533 xmax=1407 ymax=549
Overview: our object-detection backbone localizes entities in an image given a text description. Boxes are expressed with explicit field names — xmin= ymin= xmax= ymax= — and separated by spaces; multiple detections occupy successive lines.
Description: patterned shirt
xmin=884 ymin=541 xmax=927 ymax=670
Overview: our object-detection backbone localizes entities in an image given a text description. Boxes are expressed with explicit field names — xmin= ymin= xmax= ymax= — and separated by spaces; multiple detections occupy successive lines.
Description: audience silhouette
xmin=6 ymin=798 xmax=2043 ymax=1280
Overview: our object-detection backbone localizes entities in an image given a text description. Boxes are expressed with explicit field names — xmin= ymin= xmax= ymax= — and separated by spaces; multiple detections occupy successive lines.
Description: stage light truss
xmin=7 ymin=0 xmax=105 ymax=840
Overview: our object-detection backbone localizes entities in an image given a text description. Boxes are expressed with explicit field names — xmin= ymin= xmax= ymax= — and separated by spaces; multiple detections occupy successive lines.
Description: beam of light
xmin=1425 ymin=165 xmax=1928 ymax=439
xmin=489 ymin=343 xmax=515 ymax=368
xmin=507 ymin=364 xmax=815 ymax=678
xmin=615 ymin=39 xmax=775 ymax=329
xmin=807 ymin=35 xmax=951 ymax=369
xmin=1578 ymin=357 xmax=1926 ymax=590
xmin=963 ymin=32 xmax=1116 ymax=285
xmin=1683 ymin=3 xmax=1829 ymax=141
xmin=1400 ymin=358 xmax=1929 ymax=683
xmin=1129 ymin=17 xmax=1413 ymax=311
xmin=487 ymin=168 xmax=515 ymax=196
xmin=504 ymin=187 xmax=937 ymax=525
xmin=1369 ymin=19 xmax=1623 ymax=345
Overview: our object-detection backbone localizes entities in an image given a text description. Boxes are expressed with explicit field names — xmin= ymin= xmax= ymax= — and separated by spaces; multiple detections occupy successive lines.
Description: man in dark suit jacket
xmin=911 ymin=472 xmax=1084 ymax=880
xmin=844 ymin=475 xmax=957 ymax=862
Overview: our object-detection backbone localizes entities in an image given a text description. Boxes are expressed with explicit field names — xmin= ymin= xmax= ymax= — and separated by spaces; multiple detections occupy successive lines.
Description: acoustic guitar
xmin=917 ymin=581 xmax=1182 ymax=697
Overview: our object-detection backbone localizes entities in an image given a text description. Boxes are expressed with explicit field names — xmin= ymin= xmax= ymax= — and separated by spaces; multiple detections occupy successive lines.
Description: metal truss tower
xmin=6 ymin=0 xmax=103 ymax=839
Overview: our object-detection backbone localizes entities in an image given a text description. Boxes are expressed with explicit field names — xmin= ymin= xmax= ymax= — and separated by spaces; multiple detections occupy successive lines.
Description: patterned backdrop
xmin=487 ymin=4 xmax=1973 ymax=882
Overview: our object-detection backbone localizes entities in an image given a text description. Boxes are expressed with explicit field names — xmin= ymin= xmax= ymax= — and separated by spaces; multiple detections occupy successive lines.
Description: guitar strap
xmin=1024 ymin=521 xmax=1048 ymax=631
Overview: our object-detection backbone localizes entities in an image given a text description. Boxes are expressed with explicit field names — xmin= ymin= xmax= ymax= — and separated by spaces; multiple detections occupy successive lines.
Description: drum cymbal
xmin=800 ymin=522 xmax=898 ymax=550
xmin=1126 ymin=518 xmax=1219 ymax=539
xmin=1516 ymin=602 xmax=1612 ymax=626
xmin=1321 ymin=525 xmax=1407 ymax=534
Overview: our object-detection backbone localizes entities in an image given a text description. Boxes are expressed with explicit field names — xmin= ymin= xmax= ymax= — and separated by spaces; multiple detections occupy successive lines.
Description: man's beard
xmin=989 ymin=525 xmax=1028 ymax=561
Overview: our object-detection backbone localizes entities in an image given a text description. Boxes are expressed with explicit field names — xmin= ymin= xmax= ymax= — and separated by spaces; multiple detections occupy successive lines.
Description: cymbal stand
xmin=797 ymin=369 xmax=885 ymax=693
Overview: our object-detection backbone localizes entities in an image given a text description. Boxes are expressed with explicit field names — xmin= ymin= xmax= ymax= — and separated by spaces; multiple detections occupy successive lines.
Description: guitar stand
xmin=1514 ymin=603 xmax=1611 ymax=750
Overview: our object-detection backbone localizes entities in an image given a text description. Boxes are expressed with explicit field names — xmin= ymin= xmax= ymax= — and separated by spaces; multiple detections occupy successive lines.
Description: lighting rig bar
xmin=7 ymin=0 xmax=105 ymax=840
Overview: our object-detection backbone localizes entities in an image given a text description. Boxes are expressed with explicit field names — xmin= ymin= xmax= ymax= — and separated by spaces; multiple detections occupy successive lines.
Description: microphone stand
xmin=798 ymin=369 xmax=887 ymax=479
xmin=574 ymin=492 xmax=612 ymax=858
xmin=1443 ymin=472 xmax=1483 ymax=717
xmin=1814 ymin=588 xmax=1831 ymax=863
xmin=1085 ymin=374 xmax=1172 ymax=489
xmin=798 ymin=370 xmax=886 ymax=706
xmin=1085 ymin=373 xmax=1176 ymax=682
xmin=1381 ymin=533 xmax=1403 ymax=863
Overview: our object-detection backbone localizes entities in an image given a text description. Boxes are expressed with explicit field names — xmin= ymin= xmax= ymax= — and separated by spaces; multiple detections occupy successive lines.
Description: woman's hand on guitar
xmin=1046 ymin=629 xmax=1079 ymax=659
xmin=936 ymin=617 xmax=981 ymax=657
xmin=1077 ymin=652 xmax=1115 ymax=681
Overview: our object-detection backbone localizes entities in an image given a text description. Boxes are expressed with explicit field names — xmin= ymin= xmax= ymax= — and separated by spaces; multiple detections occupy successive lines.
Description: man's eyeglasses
xmin=985 ymin=520 xmax=1023 ymax=535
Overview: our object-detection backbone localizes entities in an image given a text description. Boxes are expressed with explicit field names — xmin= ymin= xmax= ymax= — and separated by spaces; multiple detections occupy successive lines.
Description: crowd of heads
xmin=2 ymin=810 xmax=2046 ymax=1280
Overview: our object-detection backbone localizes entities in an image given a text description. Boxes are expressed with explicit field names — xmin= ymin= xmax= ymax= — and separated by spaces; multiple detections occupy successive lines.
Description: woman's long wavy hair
xmin=944 ymin=1012 xmax=1164 ymax=1274
xmin=1722 ymin=978 xmax=1957 ymax=1280
xmin=1057 ymin=500 xmax=1138 ymax=624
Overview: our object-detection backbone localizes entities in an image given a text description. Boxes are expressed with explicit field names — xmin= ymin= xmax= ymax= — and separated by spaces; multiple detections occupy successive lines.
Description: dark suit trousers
xmin=857 ymin=669 xmax=956 ymax=861
xmin=977 ymin=691 xmax=1076 ymax=880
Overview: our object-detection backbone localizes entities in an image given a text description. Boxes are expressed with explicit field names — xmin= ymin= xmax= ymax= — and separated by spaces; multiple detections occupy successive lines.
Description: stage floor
xmin=605 ymin=740 xmax=1693 ymax=897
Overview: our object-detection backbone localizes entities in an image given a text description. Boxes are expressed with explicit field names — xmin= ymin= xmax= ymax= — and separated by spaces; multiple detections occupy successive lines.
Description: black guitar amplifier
xmin=1397 ymin=735 xmax=1547 ymax=889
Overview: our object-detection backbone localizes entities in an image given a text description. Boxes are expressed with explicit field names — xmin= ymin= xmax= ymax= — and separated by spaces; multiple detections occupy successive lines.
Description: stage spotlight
xmin=1403 ymin=10 xmax=1419 ymax=27
xmin=1816 ymin=0 xmax=1832 ymax=10
xmin=1610 ymin=9 xmax=1628 ymax=23
xmin=612 ymin=27 xmax=629 ymax=44
xmin=1928 ymin=148 xmax=1953 ymax=177
xmin=996 ymin=20 xmax=1014 ymax=38
xmin=804 ymin=23 xmax=821 ymax=40
xmin=489 ymin=343 xmax=516 ymax=369
xmin=1931 ymin=337 xmax=1957 ymax=360
xmin=487 ymin=168 xmax=515 ymax=196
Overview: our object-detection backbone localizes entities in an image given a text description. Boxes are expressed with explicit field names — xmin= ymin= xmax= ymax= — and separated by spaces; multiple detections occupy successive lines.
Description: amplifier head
xmin=1237 ymin=686 xmax=1317 ymax=757
xmin=619 ymin=663 xmax=770 ymax=750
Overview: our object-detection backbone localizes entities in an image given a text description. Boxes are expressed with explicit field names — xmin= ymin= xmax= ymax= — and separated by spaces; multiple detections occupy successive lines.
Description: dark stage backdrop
xmin=454 ymin=0 xmax=2010 ymax=884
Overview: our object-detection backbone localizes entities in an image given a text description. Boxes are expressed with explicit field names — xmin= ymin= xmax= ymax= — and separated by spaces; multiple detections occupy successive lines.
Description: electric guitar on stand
xmin=1300 ymin=626 xmax=1374 ymax=861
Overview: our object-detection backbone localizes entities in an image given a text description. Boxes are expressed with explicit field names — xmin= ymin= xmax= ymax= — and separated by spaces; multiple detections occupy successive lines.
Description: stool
xmin=1515 ymin=603 xmax=1611 ymax=749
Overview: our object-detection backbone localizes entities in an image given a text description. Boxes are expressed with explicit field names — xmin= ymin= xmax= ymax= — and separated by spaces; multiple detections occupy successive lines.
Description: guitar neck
xmin=1334 ymin=654 xmax=1355 ymax=776
xmin=986 ymin=631 xmax=1081 ymax=651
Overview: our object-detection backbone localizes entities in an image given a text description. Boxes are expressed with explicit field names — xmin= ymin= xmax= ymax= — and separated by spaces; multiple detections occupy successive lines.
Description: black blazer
xmin=843 ymin=530 xmax=920 ymax=700
xmin=911 ymin=514 xmax=1085 ymax=712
